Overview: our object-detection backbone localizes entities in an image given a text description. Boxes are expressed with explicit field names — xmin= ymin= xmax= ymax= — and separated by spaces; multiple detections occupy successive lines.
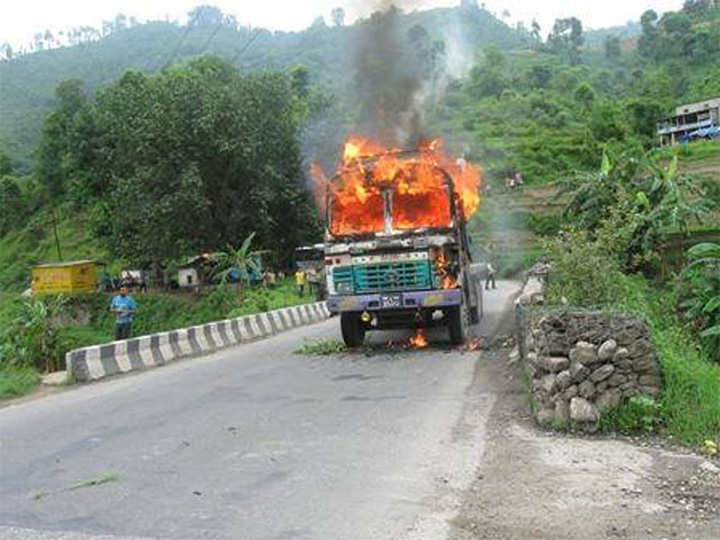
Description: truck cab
xmin=324 ymin=153 xmax=483 ymax=346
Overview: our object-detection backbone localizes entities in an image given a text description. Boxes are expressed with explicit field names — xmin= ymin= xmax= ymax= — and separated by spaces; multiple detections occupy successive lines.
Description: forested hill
xmin=1 ymin=4 xmax=523 ymax=169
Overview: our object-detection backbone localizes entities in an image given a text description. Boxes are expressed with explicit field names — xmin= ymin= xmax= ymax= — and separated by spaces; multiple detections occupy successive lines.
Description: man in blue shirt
xmin=110 ymin=286 xmax=137 ymax=340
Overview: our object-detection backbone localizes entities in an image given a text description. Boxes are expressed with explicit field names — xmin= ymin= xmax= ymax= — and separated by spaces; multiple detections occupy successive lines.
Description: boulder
xmin=634 ymin=356 xmax=661 ymax=375
xmin=579 ymin=379 xmax=595 ymax=399
xmin=556 ymin=370 xmax=572 ymax=390
xmin=590 ymin=363 xmax=615 ymax=383
xmin=525 ymin=334 xmax=535 ymax=352
xmin=570 ymin=397 xmax=599 ymax=423
xmin=570 ymin=361 xmax=590 ymax=383
xmin=540 ymin=374 xmax=558 ymax=395
xmin=628 ymin=339 xmax=653 ymax=359
xmin=638 ymin=374 xmax=662 ymax=387
xmin=554 ymin=400 xmax=570 ymax=426
xmin=622 ymin=387 xmax=639 ymax=399
xmin=598 ymin=339 xmax=618 ymax=361
xmin=536 ymin=407 xmax=555 ymax=427
xmin=613 ymin=347 xmax=629 ymax=361
xmin=527 ymin=352 xmax=539 ymax=366
xmin=596 ymin=381 xmax=609 ymax=393
xmin=608 ymin=373 xmax=628 ymax=387
xmin=564 ymin=385 xmax=579 ymax=400
xmin=596 ymin=389 xmax=623 ymax=412
xmin=569 ymin=341 xmax=597 ymax=365
xmin=538 ymin=356 xmax=570 ymax=373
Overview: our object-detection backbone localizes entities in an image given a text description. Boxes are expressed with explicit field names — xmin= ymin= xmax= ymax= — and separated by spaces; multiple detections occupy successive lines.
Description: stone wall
xmin=515 ymin=268 xmax=662 ymax=432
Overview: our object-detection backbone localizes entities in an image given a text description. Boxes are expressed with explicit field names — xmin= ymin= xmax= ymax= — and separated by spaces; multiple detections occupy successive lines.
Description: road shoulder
xmin=449 ymin=346 xmax=720 ymax=540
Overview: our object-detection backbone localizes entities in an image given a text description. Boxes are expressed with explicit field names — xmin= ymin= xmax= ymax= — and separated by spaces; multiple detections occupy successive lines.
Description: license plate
xmin=380 ymin=293 xmax=403 ymax=309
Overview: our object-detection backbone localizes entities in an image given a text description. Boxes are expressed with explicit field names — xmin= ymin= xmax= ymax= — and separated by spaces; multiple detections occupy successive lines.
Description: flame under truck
xmin=324 ymin=153 xmax=483 ymax=347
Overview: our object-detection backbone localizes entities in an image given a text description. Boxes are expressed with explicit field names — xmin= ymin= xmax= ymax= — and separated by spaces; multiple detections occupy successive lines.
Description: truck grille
xmin=353 ymin=261 xmax=433 ymax=293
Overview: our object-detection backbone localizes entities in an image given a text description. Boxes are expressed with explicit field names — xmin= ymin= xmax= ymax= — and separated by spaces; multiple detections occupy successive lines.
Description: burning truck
xmin=312 ymin=136 xmax=484 ymax=347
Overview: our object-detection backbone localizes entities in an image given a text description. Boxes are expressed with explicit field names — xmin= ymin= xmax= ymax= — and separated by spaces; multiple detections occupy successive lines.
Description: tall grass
xmin=0 ymin=364 xmax=40 ymax=398
xmin=616 ymin=274 xmax=720 ymax=445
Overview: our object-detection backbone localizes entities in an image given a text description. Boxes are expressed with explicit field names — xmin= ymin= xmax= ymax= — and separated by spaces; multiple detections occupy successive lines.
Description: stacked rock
xmin=525 ymin=315 xmax=663 ymax=432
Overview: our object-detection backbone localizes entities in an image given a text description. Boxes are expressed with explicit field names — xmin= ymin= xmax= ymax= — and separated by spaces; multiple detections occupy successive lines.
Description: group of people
xmin=505 ymin=171 xmax=524 ymax=191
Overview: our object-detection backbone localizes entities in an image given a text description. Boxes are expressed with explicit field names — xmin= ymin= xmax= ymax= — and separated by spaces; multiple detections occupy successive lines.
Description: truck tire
xmin=470 ymin=302 xmax=480 ymax=325
xmin=341 ymin=313 xmax=366 ymax=348
xmin=448 ymin=302 xmax=469 ymax=345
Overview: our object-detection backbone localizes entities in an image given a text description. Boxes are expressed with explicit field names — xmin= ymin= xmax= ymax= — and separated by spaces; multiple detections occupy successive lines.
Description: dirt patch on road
xmin=450 ymin=346 xmax=720 ymax=539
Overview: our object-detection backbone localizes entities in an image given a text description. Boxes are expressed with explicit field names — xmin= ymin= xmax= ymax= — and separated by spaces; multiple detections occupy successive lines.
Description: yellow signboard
xmin=31 ymin=260 xmax=98 ymax=295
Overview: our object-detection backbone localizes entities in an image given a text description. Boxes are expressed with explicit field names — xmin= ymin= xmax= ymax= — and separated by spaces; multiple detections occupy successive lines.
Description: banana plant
xmin=213 ymin=232 xmax=269 ymax=286
xmin=680 ymin=242 xmax=720 ymax=359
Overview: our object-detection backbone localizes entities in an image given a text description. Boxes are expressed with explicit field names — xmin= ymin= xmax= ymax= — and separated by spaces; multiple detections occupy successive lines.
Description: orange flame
xmin=310 ymin=135 xmax=482 ymax=236
xmin=409 ymin=329 xmax=428 ymax=349
xmin=435 ymin=251 xmax=459 ymax=290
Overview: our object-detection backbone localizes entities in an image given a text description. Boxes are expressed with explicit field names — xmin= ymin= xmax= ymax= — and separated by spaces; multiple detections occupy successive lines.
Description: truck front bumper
xmin=327 ymin=289 xmax=463 ymax=313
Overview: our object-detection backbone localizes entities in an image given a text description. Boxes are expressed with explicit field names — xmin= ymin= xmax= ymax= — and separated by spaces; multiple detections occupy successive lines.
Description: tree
xmin=0 ymin=177 xmax=24 ymax=235
xmin=0 ymin=152 xmax=13 ymax=176
xmin=35 ymin=79 xmax=87 ymax=198
xmin=81 ymin=57 xmax=319 ymax=266
xmin=531 ymin=20 xmax=541 ymax=42
xmin=682 ymin=0 xmax=713 ymax=15
xmin=0 ymin=42 xmax=13 ymax=60
xmin=547 ymin=17 xmax=583 ymax=64
xmin=188 ymin=5 xmax=224 ymax=27
xmin=468 ymin=47 xmax=508 ymax=98
xmin=331 ymin=7 xmax=345 ymax=27
xmin=574 ymin=82 xmax=595 ymax=110
xmin=604 ymin=35 xmax=621 ymax=59
xmin=639 ymin=10 xmax=660 ymax=58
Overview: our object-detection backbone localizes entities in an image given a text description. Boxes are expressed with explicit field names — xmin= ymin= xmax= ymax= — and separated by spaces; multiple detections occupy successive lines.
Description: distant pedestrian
xmin=307 ymin=266 xmax=318 ymax=298
xmin=514 ymin=171 xmax=524 ymax=188
xmin=294 ymin=268 xmax=307 ymax=296
xmin=263 ymin=269 xmax=277 ymax=288
xmin=110 ymin=286 xmax=137 ymax=340
xmin=485 ymin=262 xmax=497 ymax=290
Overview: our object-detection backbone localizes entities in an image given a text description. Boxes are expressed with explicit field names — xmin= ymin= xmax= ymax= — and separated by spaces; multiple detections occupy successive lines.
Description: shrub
xmin=0 ymin=364 xmax=40 ymax=399
xmin=543 ymin=228 xmax=625 ymax=308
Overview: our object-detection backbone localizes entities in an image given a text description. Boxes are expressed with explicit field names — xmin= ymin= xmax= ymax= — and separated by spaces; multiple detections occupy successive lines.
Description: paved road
xmin=0 ymin=282 xmax=518 ymax=540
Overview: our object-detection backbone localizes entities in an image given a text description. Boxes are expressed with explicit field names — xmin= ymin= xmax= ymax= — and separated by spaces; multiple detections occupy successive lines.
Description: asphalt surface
xmin=0 ymin=281 xmax=518 ymax=540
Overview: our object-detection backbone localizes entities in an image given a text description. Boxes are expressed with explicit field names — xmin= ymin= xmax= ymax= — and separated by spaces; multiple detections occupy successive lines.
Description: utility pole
xmin=51 ymin=207 xmax=62 ymax=260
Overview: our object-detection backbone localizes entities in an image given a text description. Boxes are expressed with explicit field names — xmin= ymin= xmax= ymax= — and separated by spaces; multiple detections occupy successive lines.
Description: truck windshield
xmin=330 ymin=190 xmax=385 ymax=235
xmin=392 ymin=187 xmax=451 ymax=230
xmin=329 ymin=186 xmax=452 ymax=236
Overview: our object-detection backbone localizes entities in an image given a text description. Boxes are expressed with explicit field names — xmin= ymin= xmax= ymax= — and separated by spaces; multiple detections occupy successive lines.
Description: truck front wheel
xmin=341 ymin=313 xmax=366 ymax=348
xmin=447 ymin=303 xmax=469 ymax=345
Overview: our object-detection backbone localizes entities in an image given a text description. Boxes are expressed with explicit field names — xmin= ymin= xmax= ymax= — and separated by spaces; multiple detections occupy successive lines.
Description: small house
xmin=657 ymin=97 xmax=720 ymax=145
xmin=31 ymin=260 xmax=99 ymax=295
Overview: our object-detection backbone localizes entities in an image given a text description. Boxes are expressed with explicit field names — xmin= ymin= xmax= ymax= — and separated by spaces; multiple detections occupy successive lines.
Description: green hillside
xmin=0 ymin=5 xmax=524 ymax=170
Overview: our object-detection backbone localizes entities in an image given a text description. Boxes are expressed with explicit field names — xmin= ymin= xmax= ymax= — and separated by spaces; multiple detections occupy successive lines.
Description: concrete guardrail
xmin=66 ymin=302 xmax=331 ymax=382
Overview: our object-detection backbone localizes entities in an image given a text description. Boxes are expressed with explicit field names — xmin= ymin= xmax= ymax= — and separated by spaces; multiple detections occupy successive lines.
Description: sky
xmin=1 ymin=0 xmax=684 ymax=49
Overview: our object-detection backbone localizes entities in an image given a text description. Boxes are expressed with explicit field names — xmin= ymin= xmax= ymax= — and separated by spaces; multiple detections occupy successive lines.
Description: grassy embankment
xmin=0 ymin=279 xmax=314 ymax=400
xmin=612 ymin=275 xmax=719 ymax=446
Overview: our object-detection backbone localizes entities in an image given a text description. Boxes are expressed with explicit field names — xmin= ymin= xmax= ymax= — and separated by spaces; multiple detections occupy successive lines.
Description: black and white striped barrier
xmin=66 ymin=302 xmax=331 ymax=382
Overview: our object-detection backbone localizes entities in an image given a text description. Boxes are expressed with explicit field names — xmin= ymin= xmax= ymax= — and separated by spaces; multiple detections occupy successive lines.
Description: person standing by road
xmin=110 ymin=286 xmax=137 ymax=340
xmin=485 ymin=261 xmax=497 ymax=290
xmin=294 ymin=267 xmax=307 ymax=296
xmin=306 ymin=266 xmax=319 ymax=299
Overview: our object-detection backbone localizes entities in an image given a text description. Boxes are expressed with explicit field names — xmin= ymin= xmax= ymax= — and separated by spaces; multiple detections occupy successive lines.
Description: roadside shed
xmin=31 ymin=260 xmax=99 ymax=295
